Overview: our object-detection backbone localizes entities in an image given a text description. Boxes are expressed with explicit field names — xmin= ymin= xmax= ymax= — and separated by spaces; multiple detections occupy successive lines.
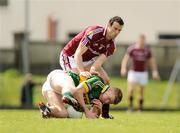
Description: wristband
xmin=90 ymin=66 xmax=96 ymax=71
xmin=80 ymin=71 xmax=86 ymax=76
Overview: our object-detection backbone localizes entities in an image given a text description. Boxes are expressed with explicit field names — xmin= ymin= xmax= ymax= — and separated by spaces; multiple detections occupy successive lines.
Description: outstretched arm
xmin=90 ymin=54 xmax=107 ymax=70
xmin=121 ymin=53 xmax=129 ymax=76
xmin=73 ymin=83 xmax=97 ymax=119
xmin=90 ymin=54 xmax=109 ymax=83
xmin=74 ymin=43 xmax=91 ymax=78
xmin=148 ymin=57 xmax=160 ymax=80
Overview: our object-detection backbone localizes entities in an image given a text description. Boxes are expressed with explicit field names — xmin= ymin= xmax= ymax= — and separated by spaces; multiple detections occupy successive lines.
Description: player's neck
xmin=105 ymin=34 xmax=112 ymax=41
xmin=136 ymin=43 xmax=145 ymax=49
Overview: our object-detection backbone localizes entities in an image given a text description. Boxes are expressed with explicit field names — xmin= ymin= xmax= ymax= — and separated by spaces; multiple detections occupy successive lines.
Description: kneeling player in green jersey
xmin=39 ymin=69 xmax=123 ymax=119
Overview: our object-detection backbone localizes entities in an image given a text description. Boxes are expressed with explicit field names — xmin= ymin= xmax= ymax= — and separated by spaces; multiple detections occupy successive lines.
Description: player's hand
xmin=90 ymin=69 xmax=100 ymax=76
xmin=92 ymin=99 xmax=102 ymax=113
xmin=152 ymin=70 xmax=160 ymax=81
xmin=90 ymin=66 xmax=100 ymax=76
xmin=92 ymin=99 xmax=102 ymax=109
xmin=80 ymin=71 xmax=91 ymax=78
xmin=85 ymin=110 xmax=98 ymax=119
xmin=121 ymin=68 xmax=127 ymax=76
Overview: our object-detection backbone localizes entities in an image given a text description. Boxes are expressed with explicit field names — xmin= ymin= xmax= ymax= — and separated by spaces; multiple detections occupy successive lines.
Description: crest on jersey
xmin=87 ymin=31 xmax=94 ymax=39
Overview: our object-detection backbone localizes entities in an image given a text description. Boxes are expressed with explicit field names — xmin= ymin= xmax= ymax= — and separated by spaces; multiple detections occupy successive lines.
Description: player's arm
xmin=90 ymin=54 xmax=107 ymax=75
xmin=148 ymin=56 xmax=160 ymax=80
xmin=91 ymin=54 xmax=107 ymax=70
xmin=74 ymin=42 xmax=88 ymax=72
xmin=74 ymin=43 xmax=92 ymax=77
xmin=73 ymin=83 xmax=97 ymax=118
xmin=121 ymin=53 xmax=130 ymax=76
xmin=91 ymin=99 xmax=102 ymax=117
xmin=74 ymin=28 xmax=98 ymax=78
xmin=90 ymin=54 xmax=111 ymax=84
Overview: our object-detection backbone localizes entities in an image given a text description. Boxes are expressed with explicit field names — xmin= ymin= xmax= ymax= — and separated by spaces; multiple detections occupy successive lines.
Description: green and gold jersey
xmin=67 ymin=71 xmax=88 ymax=86
xmin=81 ymin=75 xmax=109 ymax=104
xmin=67 ymin=71 xmax=109 ymax=104
xmin=67 ymin=71 xmax=80 ymax=87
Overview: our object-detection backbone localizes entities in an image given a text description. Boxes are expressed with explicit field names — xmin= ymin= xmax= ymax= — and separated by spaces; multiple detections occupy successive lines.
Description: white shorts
xmin=42 ymin=81 xmax=52 ymax=92
xmin=59 ymin=51 xmax=95 ymax=71
xmin=42 ymin=69 xmax=64 ymax=93
xmin=127 ymin=70 xmax=148 ymax=86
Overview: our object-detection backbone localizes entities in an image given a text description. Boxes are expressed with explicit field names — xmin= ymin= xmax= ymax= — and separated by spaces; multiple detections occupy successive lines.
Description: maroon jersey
xmin=127 ymin=44 xmax=152 ymax=72
xmin=63 ymin=25 xmax=115 ymax=61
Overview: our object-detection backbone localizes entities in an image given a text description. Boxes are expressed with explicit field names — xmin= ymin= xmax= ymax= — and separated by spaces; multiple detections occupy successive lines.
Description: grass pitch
xmin=0 ymin=110 xmax=180 ymax=133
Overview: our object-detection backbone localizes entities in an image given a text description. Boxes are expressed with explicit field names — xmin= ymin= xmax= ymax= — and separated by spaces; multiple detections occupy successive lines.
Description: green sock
xmin=63 ymin=92 xmax=73 ymax=98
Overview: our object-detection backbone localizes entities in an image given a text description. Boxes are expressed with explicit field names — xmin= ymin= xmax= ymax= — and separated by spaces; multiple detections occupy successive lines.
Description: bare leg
xmin=138 ymin=85 xmax=145 ymax=111
xmin=127 ymin=81 xmax=136 ymax=110
xmin=43 ymin=90 xmax=68 ymax=118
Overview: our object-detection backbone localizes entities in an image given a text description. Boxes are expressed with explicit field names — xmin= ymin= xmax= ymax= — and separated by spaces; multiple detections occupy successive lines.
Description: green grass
xmin=0 ymin=110 xmax=180 ymax=133
xmin=0 ymin=72 xmax=179 ymax=108
xmin=0 ymin=72 xmax=45 ymax=106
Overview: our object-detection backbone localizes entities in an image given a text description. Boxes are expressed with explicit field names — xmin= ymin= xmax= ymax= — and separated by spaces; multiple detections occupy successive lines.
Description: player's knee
xmin=60 ymin=111 xmax=68 ymax=118
xmin=128 ymin=89 xmax=133 ymax=96
xmin=139 ymin=96 xmax=144 ymax=101
xmin=56 ymin=109 xmax=68 ymax=118
xmin=139 ymin=93 xmax=144 ymax=99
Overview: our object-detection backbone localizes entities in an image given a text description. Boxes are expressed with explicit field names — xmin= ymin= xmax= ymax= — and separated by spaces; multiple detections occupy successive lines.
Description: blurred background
xmin=0 ymin=0 xmax=180 ymax=110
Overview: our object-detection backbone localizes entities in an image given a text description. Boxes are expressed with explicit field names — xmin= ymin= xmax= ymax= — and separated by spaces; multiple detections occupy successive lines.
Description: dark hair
xmin=113 ymin=87 xmax=123 ymax=105
xmin=109 ymin=16 xmax=124 ymax=26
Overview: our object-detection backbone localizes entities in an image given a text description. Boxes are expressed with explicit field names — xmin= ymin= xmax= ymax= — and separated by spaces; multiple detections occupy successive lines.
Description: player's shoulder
xmin=87 ymin=25 xmax=104 ymax=30
xmin=85 ymin=25 xmax=104 ymax=34
xmin=128 ymin=43 xmax=136 ymax=48
xmin=127 ymin=44 xmax=136 ymax=52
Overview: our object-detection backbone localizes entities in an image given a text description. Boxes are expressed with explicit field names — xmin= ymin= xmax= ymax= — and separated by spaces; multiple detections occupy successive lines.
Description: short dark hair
xmin=109 ymin=16 xmax=124 ymax=26
xmin=113 ymin=87 xmax=123 ymax=105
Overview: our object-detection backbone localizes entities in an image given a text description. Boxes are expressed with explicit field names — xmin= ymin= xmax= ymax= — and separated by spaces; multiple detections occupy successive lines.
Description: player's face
xmin=107 ymin=22 xmax=123 ymax=40
xmin=100 ymin=88 xmax=116 ymax=104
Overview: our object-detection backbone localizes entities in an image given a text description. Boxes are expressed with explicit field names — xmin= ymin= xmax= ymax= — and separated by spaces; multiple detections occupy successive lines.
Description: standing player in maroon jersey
xmin=59 ymin=16 xmax=124 ymax=118
xmin=121 ymin=34 xmax=160 ymax=112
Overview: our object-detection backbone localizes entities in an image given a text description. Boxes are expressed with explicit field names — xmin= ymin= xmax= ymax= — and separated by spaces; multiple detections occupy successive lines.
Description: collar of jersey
xmin=102 ymin=85 xmax=110 ymax=93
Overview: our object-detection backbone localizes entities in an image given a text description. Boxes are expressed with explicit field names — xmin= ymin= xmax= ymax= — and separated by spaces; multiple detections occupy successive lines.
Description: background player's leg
xmin=138 ymin=85 xmax=145 ymax=111
xmin=127 ymin=81 xmax=135 ymax=111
